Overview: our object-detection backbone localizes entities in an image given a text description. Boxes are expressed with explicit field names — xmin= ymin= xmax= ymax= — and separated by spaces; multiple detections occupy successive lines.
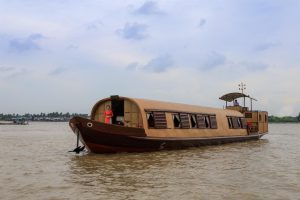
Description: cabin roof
xmin=131 ymin=97 xmax=242 ymax=116
xmin=219 ymin=92 xmax=250 ymax=102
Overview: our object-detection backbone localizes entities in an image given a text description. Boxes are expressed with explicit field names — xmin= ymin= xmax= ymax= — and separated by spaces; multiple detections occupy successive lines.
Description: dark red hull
xmin=69 ymin=117 xmax=265 ymax=153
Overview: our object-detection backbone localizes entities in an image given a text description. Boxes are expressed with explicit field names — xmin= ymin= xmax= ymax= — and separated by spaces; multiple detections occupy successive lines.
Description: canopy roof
xmin=219 ymin=92 xmax=251 ymax=102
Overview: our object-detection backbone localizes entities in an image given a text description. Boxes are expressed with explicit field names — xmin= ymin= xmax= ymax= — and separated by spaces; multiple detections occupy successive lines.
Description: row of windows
xmin=146 ymin=111 xmax=218 ymax=129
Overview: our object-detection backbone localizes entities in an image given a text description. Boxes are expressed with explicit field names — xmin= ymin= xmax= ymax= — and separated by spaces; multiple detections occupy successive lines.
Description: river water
xmin=1 ymin=122 xmax=300 ymax=200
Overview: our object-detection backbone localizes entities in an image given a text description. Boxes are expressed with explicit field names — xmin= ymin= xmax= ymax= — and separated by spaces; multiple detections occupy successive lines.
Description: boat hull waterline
xmin=69 ymin=117 xmax=265 ymax=153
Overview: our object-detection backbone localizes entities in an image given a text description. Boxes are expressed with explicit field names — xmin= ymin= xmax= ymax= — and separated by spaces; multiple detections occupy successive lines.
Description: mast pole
xmin=238 ymin=82 xmax=246 ymax=107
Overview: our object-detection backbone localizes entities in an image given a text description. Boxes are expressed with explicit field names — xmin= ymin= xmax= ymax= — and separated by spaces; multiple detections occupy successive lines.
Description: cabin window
xmin=173 ymin=114 xmax=181 ymax=128
xmin=147 ymin=112 xmax=167 ymax=129
xmin=180 ymin=113 xmax=190 ymax=129
xmin=232 ymin=117 xmax=241 ymax=129
xmin=209 ymin=115 xmax=218 ymax=129
xmin=147 ymin=112 xmax=155 ymax=128
xmin=204 ymin=116 xmax=210 ymax=128
xmin=153 ymin=112 xmax=167 ymax=129
xmin=196 ymin=114 xmax=206 ymax=129
xmin=228 ymin=117 xmax=233 ymax=129
xmin=237 ymin=118 xmax=242 ymax=128
xmin=228 ymin=117 xmax=245 ymax=129
xmin=265 ymin=114 xmax=268 ymax=122
xmin=190 ymin=114 xmax=197 ymax=128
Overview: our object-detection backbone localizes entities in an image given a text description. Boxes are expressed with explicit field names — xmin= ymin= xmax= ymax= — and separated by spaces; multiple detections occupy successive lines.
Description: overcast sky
xmin=0 ymin=0 xmax=300 ymax=116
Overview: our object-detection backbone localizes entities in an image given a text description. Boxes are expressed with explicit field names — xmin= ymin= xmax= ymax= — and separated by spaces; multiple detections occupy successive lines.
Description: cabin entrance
xmin=92 ymin=96 xmax=143 ymax=128
xmin=111 ymin=98 xmax=124 ymax=125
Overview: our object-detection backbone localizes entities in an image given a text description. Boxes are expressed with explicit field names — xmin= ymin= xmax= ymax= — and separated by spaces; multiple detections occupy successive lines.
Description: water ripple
xmin=1 ymin=122 xmax=300 ymax=200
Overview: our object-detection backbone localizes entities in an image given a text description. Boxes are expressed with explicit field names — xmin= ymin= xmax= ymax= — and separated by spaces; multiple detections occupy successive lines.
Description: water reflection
xmin=66 ymin=140 xmax=271 ymax=199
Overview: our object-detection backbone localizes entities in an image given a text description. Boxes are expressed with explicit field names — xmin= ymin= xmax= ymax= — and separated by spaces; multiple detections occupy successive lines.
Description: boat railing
xmin=226 ymin=106 xmax=248 ymax=113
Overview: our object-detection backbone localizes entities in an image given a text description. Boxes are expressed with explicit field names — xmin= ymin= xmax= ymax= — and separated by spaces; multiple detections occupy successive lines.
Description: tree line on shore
xmin=268 ymin=114 xmax=300 ymax=123
xmin=0 ymin=112 xmax=89 ymax=122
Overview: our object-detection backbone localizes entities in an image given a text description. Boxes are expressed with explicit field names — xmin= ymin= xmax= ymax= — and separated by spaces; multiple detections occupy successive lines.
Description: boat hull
xmin=69 ymin=117 xmax=265 ymax=153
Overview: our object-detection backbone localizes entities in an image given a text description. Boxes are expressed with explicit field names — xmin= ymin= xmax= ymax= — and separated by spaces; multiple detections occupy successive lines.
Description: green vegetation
xmin=0 ymin=112 xmax=88 ymax=122
xmin=268 ymin=113 xmax=300 ymax=123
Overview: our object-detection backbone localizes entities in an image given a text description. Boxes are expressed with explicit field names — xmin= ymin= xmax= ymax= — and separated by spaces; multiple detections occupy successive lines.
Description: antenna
xmin=238 ymin=82 xmax=246 ymax=107
xmin=238 ymin=82 xmax=246 ymax=94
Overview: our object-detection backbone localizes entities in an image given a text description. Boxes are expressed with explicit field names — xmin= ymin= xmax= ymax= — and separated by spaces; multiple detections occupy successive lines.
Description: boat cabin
xmin=90 ymin=95 xmax=256 ymax=138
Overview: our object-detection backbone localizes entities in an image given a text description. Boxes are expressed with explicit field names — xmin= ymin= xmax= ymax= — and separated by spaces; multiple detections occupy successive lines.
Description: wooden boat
xmin=69 ymin=92 xmax=268 ymax=153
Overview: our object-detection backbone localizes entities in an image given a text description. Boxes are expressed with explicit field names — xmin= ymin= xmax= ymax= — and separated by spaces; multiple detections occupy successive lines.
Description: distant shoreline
xmin=0 ymin=112 xmax=89 ymax=122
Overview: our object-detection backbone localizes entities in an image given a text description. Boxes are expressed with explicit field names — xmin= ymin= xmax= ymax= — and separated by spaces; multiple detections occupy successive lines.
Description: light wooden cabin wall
xmin=258 ymin=111 xmax=268 ymax=133
xmin=124 ymin=100 xmax=143 ymax=128
xmin=245 ymin=111 xmax=268 ymax=133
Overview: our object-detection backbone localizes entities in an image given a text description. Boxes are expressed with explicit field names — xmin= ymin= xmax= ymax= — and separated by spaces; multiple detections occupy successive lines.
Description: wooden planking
xmin=210 ymin=115 xmax=218 ymax=129
xmin=124 ymin=100 xmax=131 ymax=113
xmin=125 ymin=113 xmax=140 ymax=128
xmin=196 ymin=114 xmax=206 ymax=129
xmin=124 ymin=99 xmax=141 ymax=128
xmin=153 ymin=111 xmax=167 ymax=129
xmin=180 ymin=113 xmax=190 ymax=129
xmin=97 ymin=103 xmax=106 ymax=122
xmin=131 ymin=113 xmax=138 ymax=124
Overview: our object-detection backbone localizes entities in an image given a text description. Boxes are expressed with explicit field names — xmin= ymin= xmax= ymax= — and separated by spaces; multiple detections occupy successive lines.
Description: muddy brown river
xmin=1 ymin=122 xmax=299 ymax=200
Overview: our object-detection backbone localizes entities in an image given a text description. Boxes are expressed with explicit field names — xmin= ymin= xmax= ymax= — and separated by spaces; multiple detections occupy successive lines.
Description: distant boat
xmin=0 ymin=118 xmax=29 ymax=125
xmin=69 ymin=90 xmax=268 ymax=153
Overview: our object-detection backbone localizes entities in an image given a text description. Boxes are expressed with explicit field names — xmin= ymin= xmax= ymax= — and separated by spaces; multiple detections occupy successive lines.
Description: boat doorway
xmin=111 ymin=98 xmax=124 ymax=125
